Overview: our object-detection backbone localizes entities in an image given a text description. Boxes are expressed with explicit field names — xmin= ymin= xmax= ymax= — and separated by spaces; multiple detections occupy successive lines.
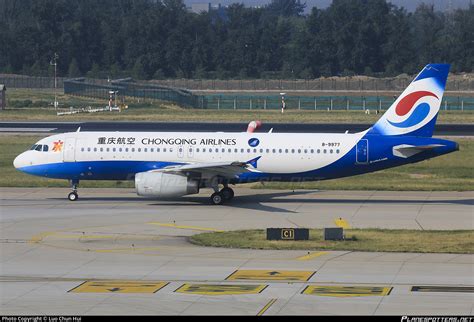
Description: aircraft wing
xmin=154 ymin=160 xmax=256 ymax=179
xmin=393 ymin=144 xmax=444 ymax=158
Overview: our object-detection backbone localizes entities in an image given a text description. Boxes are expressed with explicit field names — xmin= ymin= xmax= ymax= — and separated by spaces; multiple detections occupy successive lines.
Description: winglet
xmin=246 ymin=156 xmax=261 ymax=168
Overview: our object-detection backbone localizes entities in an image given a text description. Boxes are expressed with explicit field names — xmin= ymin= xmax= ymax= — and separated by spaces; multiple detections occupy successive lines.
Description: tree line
xmin=0 ymin=0 xmax=473 ymax=79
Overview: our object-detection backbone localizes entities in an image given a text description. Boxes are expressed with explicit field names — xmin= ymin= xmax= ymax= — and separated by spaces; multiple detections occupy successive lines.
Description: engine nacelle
xmin=135 ymin=172 xmax=199 ymax=198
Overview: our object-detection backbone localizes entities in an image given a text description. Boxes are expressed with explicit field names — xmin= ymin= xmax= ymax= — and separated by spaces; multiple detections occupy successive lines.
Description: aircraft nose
xmin=13 ymin=152 xmax=28 ymax=169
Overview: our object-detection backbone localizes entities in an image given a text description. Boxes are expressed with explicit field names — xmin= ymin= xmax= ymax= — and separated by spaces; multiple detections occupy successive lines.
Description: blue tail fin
xmin=369 ymin=64 xmax=450 ymax=137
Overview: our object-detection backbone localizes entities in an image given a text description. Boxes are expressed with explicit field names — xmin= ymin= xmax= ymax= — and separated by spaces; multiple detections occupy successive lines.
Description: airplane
xmin=14 ymin=64 xmax=459 ymax=205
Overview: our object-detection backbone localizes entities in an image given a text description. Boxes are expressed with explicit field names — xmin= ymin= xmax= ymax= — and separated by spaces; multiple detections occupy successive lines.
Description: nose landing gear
xmin=68 ymin=180 xmax=79 ymax=201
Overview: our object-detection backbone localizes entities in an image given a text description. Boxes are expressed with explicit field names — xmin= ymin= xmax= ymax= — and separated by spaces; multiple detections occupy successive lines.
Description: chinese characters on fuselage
xmin=97 ymin=137 xmax=237 ymax=146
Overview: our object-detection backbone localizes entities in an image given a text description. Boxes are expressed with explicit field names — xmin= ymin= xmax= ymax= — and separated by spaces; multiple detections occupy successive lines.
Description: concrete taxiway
xmin=1 ymin=188 xmax=473 ymax=315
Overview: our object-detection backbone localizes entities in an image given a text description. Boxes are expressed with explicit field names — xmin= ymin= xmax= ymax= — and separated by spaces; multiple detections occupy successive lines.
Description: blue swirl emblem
xmin=387 ymin=103 xmax=431 ymax=128
xmin=248 ymin=138 xmax=260 ymax=147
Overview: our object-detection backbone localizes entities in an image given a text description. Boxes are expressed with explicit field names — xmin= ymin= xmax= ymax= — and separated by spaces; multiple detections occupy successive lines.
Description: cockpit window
xmin=43 ymin=145 xmax=48 ymax=152
xmin=30 ymin=144 xmax=37 ymax=150
xmin=35 ymin=145 xmax=43 ymax=151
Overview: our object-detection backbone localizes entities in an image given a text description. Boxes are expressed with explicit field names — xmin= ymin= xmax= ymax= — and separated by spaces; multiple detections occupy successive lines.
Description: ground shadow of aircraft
xmin=53 ymin=189 xmax=474 ymax=213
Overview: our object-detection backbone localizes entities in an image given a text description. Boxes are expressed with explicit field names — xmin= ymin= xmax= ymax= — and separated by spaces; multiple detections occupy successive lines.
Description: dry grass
xmin=190 ymin=229 xmax=474 ymax=254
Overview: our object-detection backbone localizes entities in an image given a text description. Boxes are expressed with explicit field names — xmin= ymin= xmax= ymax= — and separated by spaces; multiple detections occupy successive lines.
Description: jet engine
xmin=135 ymin=172 xmax=199 ymax=198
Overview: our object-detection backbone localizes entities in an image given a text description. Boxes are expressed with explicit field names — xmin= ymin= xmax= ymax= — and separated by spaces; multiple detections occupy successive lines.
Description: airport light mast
xmin=50 ymin=53 xmax=59 ymax=109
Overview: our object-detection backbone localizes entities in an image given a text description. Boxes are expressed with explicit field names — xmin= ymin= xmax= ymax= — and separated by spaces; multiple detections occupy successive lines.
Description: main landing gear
xmin=210 ymin=186 xmax=235 ymax=205
xmin=68 ymin=180 xmax=79 ymax=201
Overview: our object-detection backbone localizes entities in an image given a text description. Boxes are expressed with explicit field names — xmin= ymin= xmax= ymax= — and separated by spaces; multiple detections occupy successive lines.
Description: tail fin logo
xmin=387 ymin=91 xmax=438 ymax=128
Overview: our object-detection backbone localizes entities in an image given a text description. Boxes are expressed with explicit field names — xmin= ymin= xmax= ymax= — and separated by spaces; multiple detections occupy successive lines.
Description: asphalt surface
xmin=0 ymin=121 xmax=473 ymax=135
xmin=1 ymin=188 xmax=473 ymax=315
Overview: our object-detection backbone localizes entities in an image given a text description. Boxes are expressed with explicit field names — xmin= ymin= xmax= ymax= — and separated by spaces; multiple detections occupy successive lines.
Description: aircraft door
xmin=356 ymin=139 xmax=369 ymax=164
xmin=63 ymin=138 xmax=76 ymax=162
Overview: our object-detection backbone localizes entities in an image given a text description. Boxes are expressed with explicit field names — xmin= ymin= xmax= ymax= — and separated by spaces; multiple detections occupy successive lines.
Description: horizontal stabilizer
xmin=392 ymin=144 xmax=444 ymax=158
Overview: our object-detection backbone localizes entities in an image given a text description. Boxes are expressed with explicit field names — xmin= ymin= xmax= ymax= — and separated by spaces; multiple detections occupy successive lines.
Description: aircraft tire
xmin=210 ymin=192 xmax=224 ymax=205
xmin=68 ymin=192 xmax=78 ymax=201
xmin=220 ymin=187 xmax=234 ymax=201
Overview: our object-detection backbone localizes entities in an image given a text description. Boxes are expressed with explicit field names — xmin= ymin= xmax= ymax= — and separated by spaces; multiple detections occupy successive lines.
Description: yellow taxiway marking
xmin=302 ymin=285 xmax=392 ymax=297
xmin=257 ymin=299 xmax=277 ymax=316
xmin=69 ymin=280 xmax=169 ymax=293
xmin=296 ymin=251 xmax=329 ymax=261
xmin=148 ymin=222 xmax=224 ymax=232
xmin=175 ymin=284 xmax=267 ymax=295
xmin=334 ymin=218 xmax=351 ymax=229
xmin=29 ymin=231 xmax=56 ymax=244
xmin=226 ymin=270 xmax=316 ymax=281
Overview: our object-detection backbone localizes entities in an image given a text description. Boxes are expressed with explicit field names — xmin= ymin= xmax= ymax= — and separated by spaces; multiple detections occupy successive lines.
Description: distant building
xmin=190 ymin=3 xmax=211 ymax=13
xmin=188 ymin=3 xmax=224 ymax=14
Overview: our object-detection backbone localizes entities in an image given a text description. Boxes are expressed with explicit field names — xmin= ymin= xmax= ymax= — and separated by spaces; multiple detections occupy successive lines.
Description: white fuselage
xmin=16 ymin=131 xmax=366 ymax=175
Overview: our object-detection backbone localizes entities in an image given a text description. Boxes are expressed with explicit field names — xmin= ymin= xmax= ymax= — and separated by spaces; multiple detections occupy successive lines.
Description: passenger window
xmin=157 ymin=148 xmax=160 ymax=152
xmin=272 ymin=149 xmax=276 ymax=153
xmin=330 ymin=149 xmax=333 ymax=154
xmin=310 ymin=149 xmax=314 ymax=153
xmin=285 ymin=149 xmax=289 ymax=153
xmin=336 ymin=149 xmax=340 ymax=154
xmin=81 ymin=147 xmax=84 ymax=152
xmin=279 ymin=149 xmax=282 ymax=153
xmin=94 ymin=147 xmax=97 ymax=152
xmin=291 ymin=149 xmax=295 ymax=153
xmin=138 ymin=148 xmax=141 ymax=152
xmin=164 ymin=148 xmax=167 ymax=152
xmin=317 ymin=149 xmax=321 ymax=154
xmin=150 ymin=148 xmax=154 ymax=152
xmin=119 ymin=148 xmax=122 ymax=152
xmin=113 ymin=148 xmax=116 ymax=152
xmin=324 ymin=149 xmax=327 ymax=154
xmin=259 ymin=149 xmax=263 ymax=153
xmin=228 ymin=148 xmax=231 ymax=153
xmin=221 ymin=148 xmax=225 ymax=153
xmin=304 ymin=149 xmax=307 ymax=154
xmin=234 ymin=148 xmax=238 ymax=153
xmin=241 ymin=148 xmax=244 ymax=153
xmin=87 ymin=147 xmax=91 ymax=152
xmin=106 ymin=148 xmax=110 ymax=152
xmin=100 ymin=147 xmax=103 ymax=152
xmin=144 ymin=148 xmax=147 ymax=152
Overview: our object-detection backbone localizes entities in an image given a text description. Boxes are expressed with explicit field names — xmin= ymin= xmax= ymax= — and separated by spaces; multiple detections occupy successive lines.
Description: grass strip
xmin=189 ymin=229 xmax=474 ymax=254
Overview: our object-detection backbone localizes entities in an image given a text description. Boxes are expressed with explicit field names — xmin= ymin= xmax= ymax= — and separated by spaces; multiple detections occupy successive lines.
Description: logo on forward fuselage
xmin=52 ymin=140 xmax=63 ymax=152
xmin=248 ymin=138 xmax=260 ymax=147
